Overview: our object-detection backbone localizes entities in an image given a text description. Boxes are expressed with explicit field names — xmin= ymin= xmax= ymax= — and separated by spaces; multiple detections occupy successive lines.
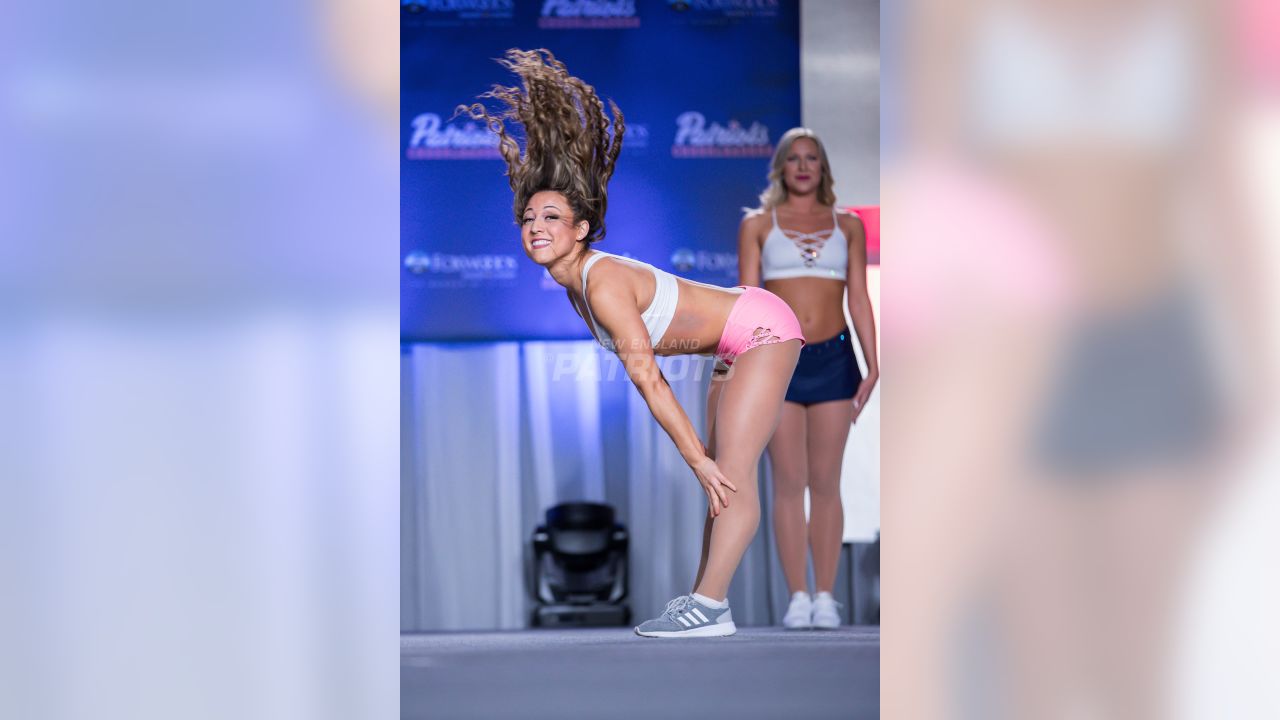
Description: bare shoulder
xmin=739 ymin=208 xmax=770 ymax=242
xmin=585 ymin=256 xmax=641 ymax=305
xmin=836 ymin=208 xmax=865 ymax=235
xmin=743 ymin=207 xmax=770 ymax=226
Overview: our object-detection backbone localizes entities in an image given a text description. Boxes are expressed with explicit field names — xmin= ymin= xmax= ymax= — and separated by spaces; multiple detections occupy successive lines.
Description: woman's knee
xmin=730 ymin=496 xmax=761 ymax=527
xmin=769 ymin=462 xmax=806 ymax=494
xmin=725 ymin=471 xmax=761 ymax=504
xmin=709 ymin=456 xmax=758 ymax=493
xmin=720 ymin=483 xmax=760 ymax=521
xmin=807 ymin=472 xmax=844 ymax=501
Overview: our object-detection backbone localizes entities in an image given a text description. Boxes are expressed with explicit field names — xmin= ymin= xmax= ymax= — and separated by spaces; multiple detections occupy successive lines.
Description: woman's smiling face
xmin=521 ymin=190 xmax=588 ymax=264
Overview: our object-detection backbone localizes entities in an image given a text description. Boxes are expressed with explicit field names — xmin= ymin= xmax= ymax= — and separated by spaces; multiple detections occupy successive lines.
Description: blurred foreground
xmin=884 ymin=0 xmax=1280 ymax=717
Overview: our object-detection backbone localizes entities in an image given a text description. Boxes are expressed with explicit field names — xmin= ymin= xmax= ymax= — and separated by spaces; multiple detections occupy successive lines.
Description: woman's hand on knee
xmin=690 ymin=456 xmax=737 ymax=517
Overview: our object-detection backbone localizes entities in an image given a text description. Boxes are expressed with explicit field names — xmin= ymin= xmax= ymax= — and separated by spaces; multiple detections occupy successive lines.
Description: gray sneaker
xmin=634 ymin=595 xmax=736 ymax=638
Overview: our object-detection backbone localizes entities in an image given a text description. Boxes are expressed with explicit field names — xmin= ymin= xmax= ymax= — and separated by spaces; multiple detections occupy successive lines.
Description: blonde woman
xmin=738 ymin=128 xmax=879 ymax=629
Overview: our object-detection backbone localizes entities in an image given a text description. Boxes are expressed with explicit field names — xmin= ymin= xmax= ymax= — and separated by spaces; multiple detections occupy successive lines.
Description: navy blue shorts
xmin=784 ymin=327 xmax=862 ymax=406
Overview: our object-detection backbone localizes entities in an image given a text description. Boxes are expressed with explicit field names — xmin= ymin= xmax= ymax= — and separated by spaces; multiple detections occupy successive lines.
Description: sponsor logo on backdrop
xmin=401 ymin=0 xmax=515 ymax=25
xmin=405 ymin=251 xmax=519 ymax=286
xmin=621 ymin=123 xmax=649 ymax=153
xmin=671 ymin=112 xmax=772 ymax=158
xmin=666 ymin=0 xmax=779 ymax=23
xmin=539 ymin=0 xmax=640 ymax=29
xmin=670 ymin=248 xmax=737 ymax=277
xmin=406 ymin=113 xmax=500 ymax=160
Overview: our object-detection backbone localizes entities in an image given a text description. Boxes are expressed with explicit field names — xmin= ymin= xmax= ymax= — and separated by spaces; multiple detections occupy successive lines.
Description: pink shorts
xmin=715 ymin=287 xmax=805 ymax=366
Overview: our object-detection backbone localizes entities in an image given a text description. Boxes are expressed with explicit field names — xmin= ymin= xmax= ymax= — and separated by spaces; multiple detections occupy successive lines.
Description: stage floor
xmin=402 ymin=626 xmax=879 ymax=719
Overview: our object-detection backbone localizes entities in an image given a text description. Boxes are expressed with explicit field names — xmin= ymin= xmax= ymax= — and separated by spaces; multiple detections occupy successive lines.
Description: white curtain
xmin=402 ymin=340 xmax=835 ymax=631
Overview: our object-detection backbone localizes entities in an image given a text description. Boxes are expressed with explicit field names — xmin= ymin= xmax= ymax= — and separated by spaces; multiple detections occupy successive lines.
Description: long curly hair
xmin=756 ymin=127 xmax=836 ymax=211
xmin=457 ymin=49 xmax=624 ymax=244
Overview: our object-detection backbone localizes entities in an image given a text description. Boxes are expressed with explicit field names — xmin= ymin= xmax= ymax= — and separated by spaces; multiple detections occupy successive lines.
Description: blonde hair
xmin=755 ymin=127 xmax=836 ymax=211
xmin=457 ymin=49 xmax=624 ymax=244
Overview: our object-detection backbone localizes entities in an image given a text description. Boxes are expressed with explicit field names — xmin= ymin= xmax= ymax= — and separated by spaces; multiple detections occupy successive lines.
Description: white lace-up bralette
xmin=760 ymin=206 xmax=848 ymax=281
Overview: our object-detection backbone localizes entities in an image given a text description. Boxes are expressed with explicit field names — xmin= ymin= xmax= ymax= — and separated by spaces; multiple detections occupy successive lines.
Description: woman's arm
xmin=737 ymin=212 xmax=764 ymax=287
xmin=843 ymin=211 xmax=880 ymax=422
xmin=586 ymin=264 xmax=737 ymax=514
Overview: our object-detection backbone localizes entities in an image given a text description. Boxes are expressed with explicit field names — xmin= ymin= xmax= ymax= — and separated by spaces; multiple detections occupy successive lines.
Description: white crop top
xmin=761 ymin=207 xmax=848 ymax=281
xmin=578 ymin=252 xmax=678 ymax=351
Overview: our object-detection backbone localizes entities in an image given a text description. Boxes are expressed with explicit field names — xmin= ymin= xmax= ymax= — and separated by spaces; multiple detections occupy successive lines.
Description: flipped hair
xmin=458 ymin=48 xmax=625 ymax=243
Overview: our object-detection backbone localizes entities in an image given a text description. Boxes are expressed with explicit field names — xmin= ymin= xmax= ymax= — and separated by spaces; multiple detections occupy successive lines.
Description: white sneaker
xmin=812 ymin=591 xmax=842 ymax=629
xmin=782 ymin=591 xmax=813 ymax=630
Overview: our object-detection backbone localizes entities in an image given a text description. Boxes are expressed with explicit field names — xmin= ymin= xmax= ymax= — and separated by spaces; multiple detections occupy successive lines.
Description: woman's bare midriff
xmin=652 ymin=279 xmax=743 ymax=357
xmin=764 ymin=277 xmax=847 ymax=343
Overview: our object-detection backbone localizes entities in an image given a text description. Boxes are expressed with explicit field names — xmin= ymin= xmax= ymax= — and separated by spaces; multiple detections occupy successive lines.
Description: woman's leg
xmin=693 ymin=340 xmax=802 ymax=600
xmin=692 ymin=369 xmax=728 ymax=592
xmin=805 ymin=399 xmax=855 ymax=593
xmin=767 ymin=403 xmax=811 ymax=594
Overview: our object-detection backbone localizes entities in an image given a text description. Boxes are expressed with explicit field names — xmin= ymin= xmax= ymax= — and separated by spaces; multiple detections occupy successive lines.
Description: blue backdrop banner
xmin=401 ymin=0 xmax=800 ymax=341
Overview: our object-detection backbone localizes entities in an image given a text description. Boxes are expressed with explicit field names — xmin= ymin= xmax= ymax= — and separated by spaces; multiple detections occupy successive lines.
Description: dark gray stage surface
xmin=402 ymin=626 xmax=879 ymax=719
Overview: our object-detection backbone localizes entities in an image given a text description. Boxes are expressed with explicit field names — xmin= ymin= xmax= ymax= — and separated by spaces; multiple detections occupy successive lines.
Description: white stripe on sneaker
xmin=676 ymin=616 xmax=691 ymax=627
xmin=691 ymin=608 xmax=709 ymax=623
